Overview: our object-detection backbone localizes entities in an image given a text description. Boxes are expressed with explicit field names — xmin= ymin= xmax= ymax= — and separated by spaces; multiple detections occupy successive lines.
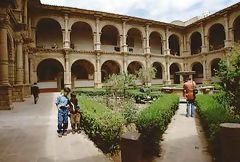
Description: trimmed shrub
xmin=136 ymin=94 xmax=179 ymax=155
xmin=195 ymin=94 xmax=240 ymax=161
xmin=78 ymin=96 xmax=124 ymax=153
xmin=75 ymin=88 xmax=106 ymax=96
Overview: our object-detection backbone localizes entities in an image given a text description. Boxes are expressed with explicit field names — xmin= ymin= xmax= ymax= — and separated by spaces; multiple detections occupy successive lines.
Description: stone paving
xmin=156 ymin=102 xmax=212 ymax=162
xmin=0 ymin=93 xmax=110 ymax=162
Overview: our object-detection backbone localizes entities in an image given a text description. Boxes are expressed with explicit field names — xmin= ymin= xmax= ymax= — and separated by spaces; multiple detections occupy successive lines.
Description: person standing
xmin=55 ymin=87 xmax=71 ymax=137
xmin=183 ymin=77 xmax=196 ymax=117
xmin=69 ymin=93 xmax=81 ymax=134
xmin=31 ymin=83 xmax=40 ymax=104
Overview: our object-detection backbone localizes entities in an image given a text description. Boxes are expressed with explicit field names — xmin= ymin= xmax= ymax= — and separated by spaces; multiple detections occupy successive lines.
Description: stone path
xmin=155 ymin=101 xmax=212 ymax=162
xmin=0 ymin=93 xmax=110 ymax=162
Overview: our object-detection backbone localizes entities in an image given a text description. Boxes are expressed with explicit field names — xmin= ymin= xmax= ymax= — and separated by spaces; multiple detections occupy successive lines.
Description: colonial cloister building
xmin=0 ymin=0 xmax=240 ymax=109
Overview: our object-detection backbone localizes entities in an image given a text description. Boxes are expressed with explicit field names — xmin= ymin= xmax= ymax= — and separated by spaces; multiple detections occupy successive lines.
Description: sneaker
xmin=77 ymin=130 xmax=81 ymax=134
xmin=186 ymin=114 xmax=189 ymax=117
xmin=63 ymin=131 xmax=67 ymax=136
xmin=58 ymin=132 xmax=62 ymax=137
xmin=72 ymin=129 xmax=76 ymax=134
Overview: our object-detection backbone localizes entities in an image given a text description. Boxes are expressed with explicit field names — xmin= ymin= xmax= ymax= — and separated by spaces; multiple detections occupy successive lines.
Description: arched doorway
xmin=190 ymin=32 xmax=202 ymax=55
xmin=127 ymin=28 xmax=143 ymax=53
xmin=211 ymin=58 xmax=221 ymax=77
xmin=192 ymin=62 xmax=203 ymax=84
xmin=127 ymin=61 xmax=142 ymax=75
xmin=101 ymin=60 xmax=120 ymax=82
xmin=152 ymin=62 xmax=163 ymax=79
xmin=70 ymin=22 xmax=93 ymax=50
xmin=209 ymin=24 xmax=225 ymax=51
xmin=170 ymin=63 xmax=180 ymax=84
xmin=101 ymin=25 xmax=119 ymax=52
xmin=36 ymin=18 xmax=63 ymax=49
xmin=71 ymin=60 xmax=94 ymax=87
xmin=150 ymin=32 xmax=163 ymax=54
xmin=37 ymin=59 xmax=64 ymax=91
xmin=169 ymin=34 xmax=180 ymax=56
xmin=233 ymin=16 xmax=240 ymax=43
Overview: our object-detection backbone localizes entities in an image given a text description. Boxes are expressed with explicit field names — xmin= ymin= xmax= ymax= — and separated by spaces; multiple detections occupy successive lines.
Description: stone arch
xmin=101 ymin=25 xmax=120 ymax=52
xmin=71 ymin=59 xmax=94 ymax=80
xmin=169 ymin=34 xmax=180 ymax=56
xmin=70 ymin=21 xmax=93 ymax=50
xmin=36 ymin=18 xmax=63 ymax=49
xmin=152 ymin=62 xmax=163 ymax=79
xmin=71 ymin=59 xmax=95 ymax=87
xmin=127 ymin=61 xmax=143 ymax=75
xmin=211 ymin=58 xmax=221 ymax=77
xmin=190 ymin=32 xmax=202 ymax=55
xmin=149 ymin=31 xmax=163 ymax=54
xmin=191 ymin=62 xmax=203 ymax=84
xmin=233 ymin=16 xmax=240 ymax=43
xmin=101 ymin=60 xmax=120 ymax=82
xmin=126 ymin=28 xmax=143 ymax=53
xmin=209 ymin=23 xmax=225 ymax=51
xmin=37 ymin=58 xmax=64 ymax=91
xmin=170 ymin=63 xmax=180 ymax=84
xmin=34 ymin=16 xmax=64 ymax=29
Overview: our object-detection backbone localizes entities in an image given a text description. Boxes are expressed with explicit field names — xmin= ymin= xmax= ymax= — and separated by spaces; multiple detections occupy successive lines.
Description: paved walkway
xmin=0 ymin=93 xmax=110 ymax=162
xmin=156 ymin=102 xmax=212 ymax=162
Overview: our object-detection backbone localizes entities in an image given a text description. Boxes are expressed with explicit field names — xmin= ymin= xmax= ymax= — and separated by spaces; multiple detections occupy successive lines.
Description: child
xmin=55 ymin=87 xmax=71 ymax=137
xmin=69 ymin=93 xmax=81 ymax=134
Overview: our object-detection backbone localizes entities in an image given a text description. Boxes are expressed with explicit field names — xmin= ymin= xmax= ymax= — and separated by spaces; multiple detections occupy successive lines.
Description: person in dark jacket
xmin=31 ymin=83 xmax=40 ymax=104
xmin=69 ymin=92 xmax=81 ymax=134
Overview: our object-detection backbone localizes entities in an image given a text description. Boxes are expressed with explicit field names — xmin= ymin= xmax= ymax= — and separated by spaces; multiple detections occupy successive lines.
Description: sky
xmin=40 ymin=0 xmax=240 ymax=23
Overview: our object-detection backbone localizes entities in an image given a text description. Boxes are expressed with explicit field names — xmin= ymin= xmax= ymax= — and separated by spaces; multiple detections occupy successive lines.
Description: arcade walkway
xmin=0 ymin=93 xmax=110 ymax=162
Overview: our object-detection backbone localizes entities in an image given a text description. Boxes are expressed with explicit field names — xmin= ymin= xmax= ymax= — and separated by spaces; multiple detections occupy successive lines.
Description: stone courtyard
xmin=0 ymin=93 xmax=110 ymax=162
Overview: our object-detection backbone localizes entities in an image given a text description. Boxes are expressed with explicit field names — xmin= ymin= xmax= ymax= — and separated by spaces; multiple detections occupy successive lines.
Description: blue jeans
xmin=57 ymin=107 xmax=68 ymax=132
xmin=186 ymin=101 xmax=195 ymax=117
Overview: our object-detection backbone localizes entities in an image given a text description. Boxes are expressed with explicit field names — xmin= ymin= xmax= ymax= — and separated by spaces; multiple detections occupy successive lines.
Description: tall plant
xmin=137 ymin=66 xmax=156 ymax=86
xmin=216 ymin=45 xmax=240 ymax=114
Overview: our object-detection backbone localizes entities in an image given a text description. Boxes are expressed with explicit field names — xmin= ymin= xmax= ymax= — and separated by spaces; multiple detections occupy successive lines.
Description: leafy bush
xmin=120 ymin=99 xmax=138 ymax=124
xmin=195 ymin=94 xmax=240 ymax=161
xmin=136 ymin=94 xmax=179 ymax=155
xmin=79 ymin=96 xmax=124 ymax=153
xmin=195 ymin=94 xmax=239 ymax=140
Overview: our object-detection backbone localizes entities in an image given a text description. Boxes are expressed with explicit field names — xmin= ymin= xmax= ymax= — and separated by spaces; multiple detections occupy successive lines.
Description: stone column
xmin=224 ymin=15 xmax=232 ymax=48
xmin=164 ymin=28 xmax=170 ymax=55
xmin=94 ymin=17 xmax=101 ymax=51
xmin=16 ymin=38 xmax=24 ymax=85
xmin=145 ymin=24 xmax=150 ymax=54
xmin=182 ymin=34 xmax=189 ymax=56
xmin=64 ymin=54 xmax=71 ymax=88
xmin=145 ymin=53 xmax=151 ymax=86
xmin=0 ymin=26 xmax=9 ymax=85
xmin=123 ymin=53 xmax=128 ymax=74
xmin=121 ymin=20 xmax=128 ymax=52
xmin=164 ymin=56 xmax=171 ymax=84
xmin=31 ymin=27 xmax=36 ymax=47
xmin=63 ymin=14 xmax=70 ymax=49
xmin=24 ymin=48 xmax=31 ymax=97
xmin=0 ymin=16 xmax=13 ymax=109
xmin=14 ymin=36 xmax=24 ymax=101
xmin=94 ymin=53 xmax=102 ymax=88
xmin=201 ymin=23 xmax=208 ymax=53
xmin=29 ymin=58 xmax=37 ymax=84
xmin=24 ymin=49 xmax=29 ymax=85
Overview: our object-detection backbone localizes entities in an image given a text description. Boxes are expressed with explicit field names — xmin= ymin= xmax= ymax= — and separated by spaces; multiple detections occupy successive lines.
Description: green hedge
xmin=136 ymin=94 xmax=179 ymax=155
xmin=79 ymin=96 xmax=124 ymax=153
xmin=75 ymin=88 xmax=106 ymax=96
xmin=195 ymin=94 xmax=240 ymax=161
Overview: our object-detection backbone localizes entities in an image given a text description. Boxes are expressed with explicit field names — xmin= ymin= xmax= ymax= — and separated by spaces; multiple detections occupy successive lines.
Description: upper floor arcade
xmin=27 ymin=1 xmax=240 ymax=57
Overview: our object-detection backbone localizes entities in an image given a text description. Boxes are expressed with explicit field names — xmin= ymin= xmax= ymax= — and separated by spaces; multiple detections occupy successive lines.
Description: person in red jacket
xmin=183 ymin=77 xmax=196 ymax=117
